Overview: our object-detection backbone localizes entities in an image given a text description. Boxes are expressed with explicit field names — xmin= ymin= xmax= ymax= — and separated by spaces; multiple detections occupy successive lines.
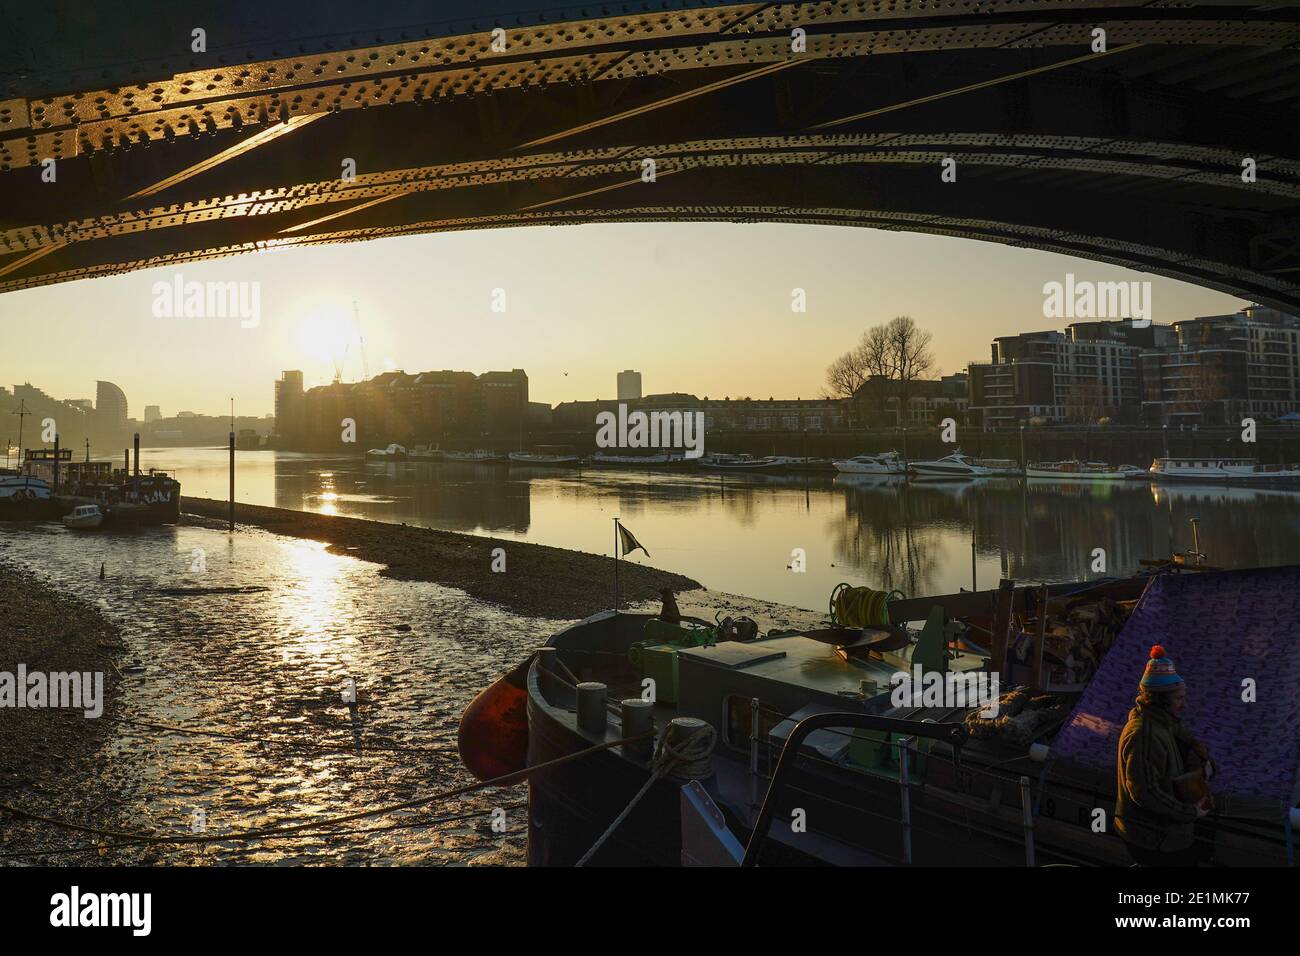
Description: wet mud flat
xmin=181 ymin=497 xmax=700 ymax=619
xmin=0 ymin=562 xmax=126 ymax=862
xmin=0 ymin=508 xmax=817 ymax=867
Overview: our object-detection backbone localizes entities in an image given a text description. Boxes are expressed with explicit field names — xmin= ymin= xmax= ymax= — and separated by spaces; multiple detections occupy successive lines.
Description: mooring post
xmin=576 ymin=681 xmax=608 ymax=736
xmin=228 ymin=429 xmax=235 ymax=532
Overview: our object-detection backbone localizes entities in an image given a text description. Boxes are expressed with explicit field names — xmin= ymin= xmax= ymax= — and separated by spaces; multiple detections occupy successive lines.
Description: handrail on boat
xmin=740 ymin=712 xmax=968 ymax=867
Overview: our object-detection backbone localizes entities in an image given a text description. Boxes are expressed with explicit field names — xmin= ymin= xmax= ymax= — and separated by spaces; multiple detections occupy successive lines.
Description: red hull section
xmin=457 ymin=654 xmax=533 ymax=781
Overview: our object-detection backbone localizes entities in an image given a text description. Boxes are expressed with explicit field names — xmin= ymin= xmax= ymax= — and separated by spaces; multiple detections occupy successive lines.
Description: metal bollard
xmin=749 ymin=697 xmax=761 ymax=808
xmin=621 ymin=698 xmax=654 ymax=762
xmin=575 ymin=681 xmax=608 ymax=736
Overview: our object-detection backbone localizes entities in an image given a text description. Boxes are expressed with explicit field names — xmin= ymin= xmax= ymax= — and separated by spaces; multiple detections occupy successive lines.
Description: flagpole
xmin=613 ymin=518 xmax=620 ymax=613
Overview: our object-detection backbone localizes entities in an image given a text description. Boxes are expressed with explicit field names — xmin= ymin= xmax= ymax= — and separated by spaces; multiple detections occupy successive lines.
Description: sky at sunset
xmin=0 ymin=222 xmax=1246 ymax=418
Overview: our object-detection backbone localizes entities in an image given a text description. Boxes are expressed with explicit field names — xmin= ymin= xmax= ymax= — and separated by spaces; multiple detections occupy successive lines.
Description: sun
xmin=295 ymin=305 xmax=359 ymax=370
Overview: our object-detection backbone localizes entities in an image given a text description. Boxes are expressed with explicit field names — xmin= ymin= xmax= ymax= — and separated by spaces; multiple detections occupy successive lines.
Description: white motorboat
xmin=61 ymin=503 xmax=104 ymax=529
xmin=365 ymin=443 xmax=408 ymax=459
xmin=908 ymin=451 xmax=995 ymax=478
xmin=1027 ymin=460 xmax=1144 ymax=480
xmin=832 ymin=451 xmax=907 ymax=475
xmin=1148 ymin=457 xmax=1300 ymax=482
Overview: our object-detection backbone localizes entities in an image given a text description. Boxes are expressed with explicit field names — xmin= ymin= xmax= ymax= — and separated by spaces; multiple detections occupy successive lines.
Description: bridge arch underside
xmin=3 ymin=2 xmax=1300 ymax=312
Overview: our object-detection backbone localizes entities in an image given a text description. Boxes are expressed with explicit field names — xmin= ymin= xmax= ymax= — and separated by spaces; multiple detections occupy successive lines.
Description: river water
xmin=158 ymin=446 xmax=1300 ymax=609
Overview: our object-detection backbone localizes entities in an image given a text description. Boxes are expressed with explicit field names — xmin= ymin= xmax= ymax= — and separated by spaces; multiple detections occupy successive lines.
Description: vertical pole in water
xmin=132 ymin=433 xmax=140 ymax=500
xmin=898 ymin=735 xmax=915 ymax=864
xmin=228 ymin=429 xmax=235 ymax=533
xmin=613 ymin=518 xmax=620 ymax=612
xmin=53 ymin=433 xmax=60 ymax=493
xmin=1019 ymin=775 xmax=1036 ymax=867
xmin=970 ymin=516 xmax=977 ymax=593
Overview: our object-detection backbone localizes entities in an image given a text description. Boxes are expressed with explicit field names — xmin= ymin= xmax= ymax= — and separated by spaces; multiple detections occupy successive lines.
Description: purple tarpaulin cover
xmin=1052 ymin=566 xmax=1300 ymax=802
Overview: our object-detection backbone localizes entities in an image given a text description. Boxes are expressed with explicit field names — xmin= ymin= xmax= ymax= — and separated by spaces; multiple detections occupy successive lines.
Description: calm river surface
xmin=159 ymin=446 xmax=1300 ymax=609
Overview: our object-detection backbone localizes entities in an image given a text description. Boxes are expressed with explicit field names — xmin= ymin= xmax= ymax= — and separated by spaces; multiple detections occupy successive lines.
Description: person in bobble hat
xmin=1115 ymin=645 xmax=1217 ymax=866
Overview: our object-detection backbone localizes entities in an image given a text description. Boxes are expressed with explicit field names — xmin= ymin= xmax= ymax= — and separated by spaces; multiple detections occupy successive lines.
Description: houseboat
xmin=1027 ymin=460 xmax=1145 ymax=481
xmin=1149 ymin=456 xmax=1300 ymax=482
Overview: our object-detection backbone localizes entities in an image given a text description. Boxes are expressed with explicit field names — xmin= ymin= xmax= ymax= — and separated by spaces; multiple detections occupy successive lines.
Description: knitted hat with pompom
xmin=1140 ymin=645 xmax=1183 ymax=689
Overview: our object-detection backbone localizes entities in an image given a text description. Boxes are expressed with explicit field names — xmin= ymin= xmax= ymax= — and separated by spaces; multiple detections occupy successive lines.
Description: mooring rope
xmin=574 ymin=721 xmax=716 ymax=867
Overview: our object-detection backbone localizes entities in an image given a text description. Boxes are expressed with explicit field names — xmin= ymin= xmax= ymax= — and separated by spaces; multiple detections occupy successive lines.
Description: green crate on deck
xmin=628 ymin=620 xmax=715 ymax=705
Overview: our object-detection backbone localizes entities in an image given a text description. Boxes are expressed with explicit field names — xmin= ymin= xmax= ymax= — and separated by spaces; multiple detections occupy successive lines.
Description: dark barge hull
xmin=519 ymin=609 xmax=1292 ymax=867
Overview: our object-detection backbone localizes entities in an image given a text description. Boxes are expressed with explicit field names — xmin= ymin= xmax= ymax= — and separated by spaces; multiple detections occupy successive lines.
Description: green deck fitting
xmin=912 ymin=606 xmax=950 ymax=677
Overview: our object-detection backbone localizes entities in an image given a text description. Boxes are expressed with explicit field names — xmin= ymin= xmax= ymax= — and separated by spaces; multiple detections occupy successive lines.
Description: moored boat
xmin=909 ymin=451 xmax=995 ymax=478
xmin=1149 ymin=456 xmax=1300 ymax=483
xmin=1027 ymin=459 xmax=1144 ymax=480
xmin=433 ymin=449 xmax=511 ymax=464
xmin=61 ymin=503 xmax=104 ymax=529
xmin=588 ymin=452 xmax=674 ymax=468
xmin=509 ymin=451 xmax=582 ymax=466
xmin=832 ymin=451 xmax=906 ymax=475
xmin=0 ymin=472 xmax=57 ymax=520
xmin=460 ymin=564 xmax=1300 ymax=867
xmin=700 ymin=453 xmax=786 ymax=473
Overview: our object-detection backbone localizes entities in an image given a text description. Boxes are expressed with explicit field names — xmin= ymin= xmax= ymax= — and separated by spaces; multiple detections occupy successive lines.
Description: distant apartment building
xmin=274 ymin=370 xmax=305 ymax=440
xmin=144 ymin=405 xmax=162 ymax=422
xmin=95 ymin=381 xmax=129 ymax=434
xmin=1140 ymin=306 xmax=1300 ymax=425
xmin=282 ymin=369 xmax=528 ymax=448
xmin=856 ymin=373 xmax=969 ymax=427
xmin=617 ymin=370 xmax=642 ymax=401
xmin=968 ymin=319 xmax=1175 ymax=427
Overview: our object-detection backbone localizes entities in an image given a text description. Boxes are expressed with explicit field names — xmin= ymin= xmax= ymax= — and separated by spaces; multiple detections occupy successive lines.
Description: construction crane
xmin=354 ymin=300 xmax=370 ymax=381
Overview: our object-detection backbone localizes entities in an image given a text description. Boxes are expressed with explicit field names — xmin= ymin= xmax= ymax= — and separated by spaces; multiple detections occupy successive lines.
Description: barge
xmin=461 ymin=569 xmax=1299 ymax=867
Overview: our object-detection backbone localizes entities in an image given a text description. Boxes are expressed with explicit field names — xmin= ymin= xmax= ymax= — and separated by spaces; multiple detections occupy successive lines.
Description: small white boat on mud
xmin=365 ymin=443 xmax=407 ymax=460
xmin=61 ymin=503 xmax=104 ymax=529
xmin=701 ymin=454 xmax=786 ymax=473
xmin=1149 ymin=457 xmax=1300 ymax=483
xmin=832 ymin=451 xmax=907 ymax=475
xmin=509 ymin=452 xmax=582 ymax=466
xmin=909 ymin=451 xmax=995 ymax=478
xmin=1027 ymin=460 xmax=1144 ymax=481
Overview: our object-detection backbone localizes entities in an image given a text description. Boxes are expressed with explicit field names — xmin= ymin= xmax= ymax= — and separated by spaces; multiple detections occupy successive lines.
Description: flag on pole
xmin=617 ymin=522 xmax=650 ymax=558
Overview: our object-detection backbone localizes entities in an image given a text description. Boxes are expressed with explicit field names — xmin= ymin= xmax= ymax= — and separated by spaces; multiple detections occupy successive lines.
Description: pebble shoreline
xmin=0 ymin=561 xmax=126 ymax=862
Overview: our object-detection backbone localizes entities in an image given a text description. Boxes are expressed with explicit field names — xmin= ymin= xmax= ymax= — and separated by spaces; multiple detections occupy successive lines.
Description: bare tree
xmin=825 ymin=349 xmax=867 ymax=400
xmin=887 ymin=316 xmax=934 ymax=417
